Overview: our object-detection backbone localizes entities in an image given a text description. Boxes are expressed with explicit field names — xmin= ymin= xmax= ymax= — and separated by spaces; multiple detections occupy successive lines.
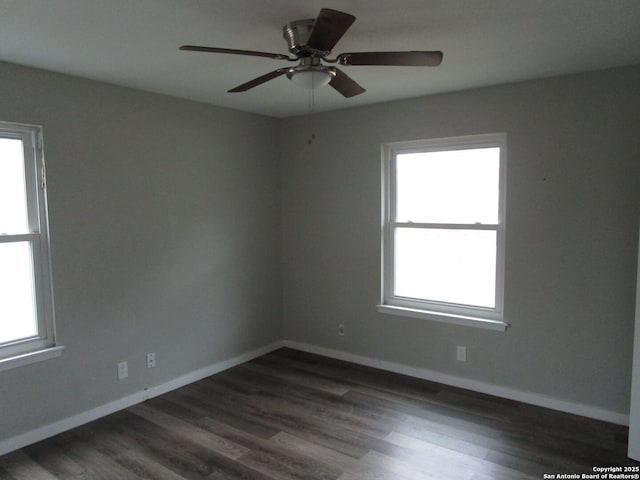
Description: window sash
xmin=0 ymin=129 xmax=40 ymax=234
xmin=389 ymin=222 xmax=499 ymax=230
xmin=0 ymin=236 xmax=50 ymax=345
xmin=385 ymin=224 xmax=503 ymax=318
xmin=394 ymin=147 xmax=501 ymax=225
xmin=381 ymin=133 xmax=506 ymax=322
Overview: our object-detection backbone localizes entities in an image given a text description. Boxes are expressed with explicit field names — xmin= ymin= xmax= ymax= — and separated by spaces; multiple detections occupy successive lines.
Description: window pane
xmin=394 ymin=227 xmax=496 ymax=308
xmin=0 ymin=138 xmax=29 ymax=234
xmin=396 ymin=147 xmax=500 ymax=224
xmin=0 ymin=242 xmax=38 ymax=344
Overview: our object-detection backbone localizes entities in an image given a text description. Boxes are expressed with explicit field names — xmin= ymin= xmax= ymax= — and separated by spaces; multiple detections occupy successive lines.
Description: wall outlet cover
xmin=456 ymin=346 xmax=467 ymax=362
xmin=117 ymin=361 xmax=128 ymax=380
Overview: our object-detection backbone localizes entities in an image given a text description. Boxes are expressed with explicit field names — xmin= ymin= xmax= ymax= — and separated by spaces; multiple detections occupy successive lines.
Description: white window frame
xmin=0 ymin=121 xmax=61 ymax=371
xmin=378 ymin=133 xmax=508 ymax=331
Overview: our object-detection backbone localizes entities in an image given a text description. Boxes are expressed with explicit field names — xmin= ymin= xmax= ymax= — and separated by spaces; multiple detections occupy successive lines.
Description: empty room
xmin=1 ymin=1 xmax=640 ymax=478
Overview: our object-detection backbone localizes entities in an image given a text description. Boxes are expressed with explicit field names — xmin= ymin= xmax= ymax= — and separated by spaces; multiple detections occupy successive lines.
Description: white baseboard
xmin=0 ymin=341 xmax=284 ymax=457
xmin=282 ymin=340 xmax=630 ymax=426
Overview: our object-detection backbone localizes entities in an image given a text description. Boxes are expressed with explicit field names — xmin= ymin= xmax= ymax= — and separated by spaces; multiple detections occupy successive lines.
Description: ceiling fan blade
xmin=228 ymin=68 xmax=288 ymax=92
xmin=180 ymin=45 xmax=292 ymax=61
xmin=329 ymin=68 xmax=366 ymax=98
xmin=337 ymin=51 xmax=443 ymax=67
xmin=306 ymin=9 xmax=355 ymax=53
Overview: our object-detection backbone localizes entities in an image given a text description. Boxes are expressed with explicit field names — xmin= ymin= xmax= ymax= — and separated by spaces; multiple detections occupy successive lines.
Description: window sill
xmin=0 ymin=345 xmax=64 ymax=373
xmin=376 ymin=305 xmax=509 ymax=331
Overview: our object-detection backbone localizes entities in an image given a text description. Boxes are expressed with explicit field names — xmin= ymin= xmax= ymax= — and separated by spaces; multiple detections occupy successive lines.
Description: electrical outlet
xmin=117 ymin=361 xmax=128 ymax=380
xmin=456 ymin=346 xmax=467 ymax=362
xmin=146 ymin=352 xmax=156 ymax=368
xmin=338 ymin=324 xmax=346 ymax=336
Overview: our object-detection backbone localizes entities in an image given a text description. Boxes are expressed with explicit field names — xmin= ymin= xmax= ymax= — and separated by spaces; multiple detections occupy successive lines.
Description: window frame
xmin=0 ymin=121 xmax=60 ymax=369
xmin=379 ymin=133 xmax=508 ymax=331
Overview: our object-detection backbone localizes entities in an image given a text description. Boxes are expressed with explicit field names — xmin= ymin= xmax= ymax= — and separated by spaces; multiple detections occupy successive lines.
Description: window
xmin=379 ymin=133 xmax=507 ymax=330
xmin=0 ymin=121 xmax=60 ymax=370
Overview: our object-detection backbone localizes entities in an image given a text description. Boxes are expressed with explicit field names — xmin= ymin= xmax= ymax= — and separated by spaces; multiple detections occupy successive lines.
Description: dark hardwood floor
xmin=1 ymin=348 xmax=636 ymax=479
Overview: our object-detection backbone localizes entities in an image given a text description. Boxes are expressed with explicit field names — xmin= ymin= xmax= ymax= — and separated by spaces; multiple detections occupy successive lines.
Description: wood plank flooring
xmin=1 ymin=348 xmax=637 ymax=479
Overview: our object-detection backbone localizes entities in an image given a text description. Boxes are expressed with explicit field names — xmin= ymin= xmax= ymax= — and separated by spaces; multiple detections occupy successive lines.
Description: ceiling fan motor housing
xmin=283 ymin=19 xmax=319 ymax=56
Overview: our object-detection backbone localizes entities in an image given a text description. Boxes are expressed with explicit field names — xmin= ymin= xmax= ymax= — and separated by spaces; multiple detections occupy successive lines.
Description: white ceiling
xmin=1 ymin=0 xmax=639 ymax=118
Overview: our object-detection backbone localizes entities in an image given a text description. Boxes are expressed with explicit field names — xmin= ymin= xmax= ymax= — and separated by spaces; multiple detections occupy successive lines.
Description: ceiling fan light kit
xmin=180 ymin=8 xmax=443 ymax=97
xmin=287 ymin=66 xmax=335 ymax=90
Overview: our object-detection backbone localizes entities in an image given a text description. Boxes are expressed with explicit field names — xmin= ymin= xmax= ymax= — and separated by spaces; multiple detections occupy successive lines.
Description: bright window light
xmin=0 ymin=138 xmax=30 ymax=234
xmin=396 ymin=148 xmax=500 ymax=224
xmin=0 ymin=242 xmax=37 ymax=344
xmin=394 ymin=227 xmax=497 ymax=308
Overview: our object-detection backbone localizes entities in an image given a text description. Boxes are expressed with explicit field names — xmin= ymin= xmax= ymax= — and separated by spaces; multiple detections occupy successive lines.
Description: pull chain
xmin=307 ymin=80 xmax=316 ymax=113
xmin=307 ymin=74 xmax=316 ymax=144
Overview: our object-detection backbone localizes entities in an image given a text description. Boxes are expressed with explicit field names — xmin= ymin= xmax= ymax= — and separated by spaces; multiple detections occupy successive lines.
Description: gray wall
xmin=280 ymin=65 xmax=640 ymax=415
xmin=1 ymin=61 xmax=639 ymax=443
xmin=0 ymin=62 xmax=282 ymax=440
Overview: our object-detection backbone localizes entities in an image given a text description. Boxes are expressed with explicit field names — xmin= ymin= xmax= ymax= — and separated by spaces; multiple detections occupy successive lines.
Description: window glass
xmin=0 ymin=241 xmax=38 ymax=344
xmin=0 ymin=137 xmax=30 ymax=234
xmin=395 ymin=147 xmax=500 ymax=224
xmin=394 ymin=227 xmax=497 ymax=308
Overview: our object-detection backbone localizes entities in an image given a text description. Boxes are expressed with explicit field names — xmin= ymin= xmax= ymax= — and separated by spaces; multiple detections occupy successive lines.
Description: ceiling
xmin=1 ymin=0 xmax=639 ymax=118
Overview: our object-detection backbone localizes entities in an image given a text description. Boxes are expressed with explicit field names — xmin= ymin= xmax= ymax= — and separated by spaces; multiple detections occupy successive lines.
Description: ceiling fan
xmin=180 ymin=8 xmax=443 ymax=98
